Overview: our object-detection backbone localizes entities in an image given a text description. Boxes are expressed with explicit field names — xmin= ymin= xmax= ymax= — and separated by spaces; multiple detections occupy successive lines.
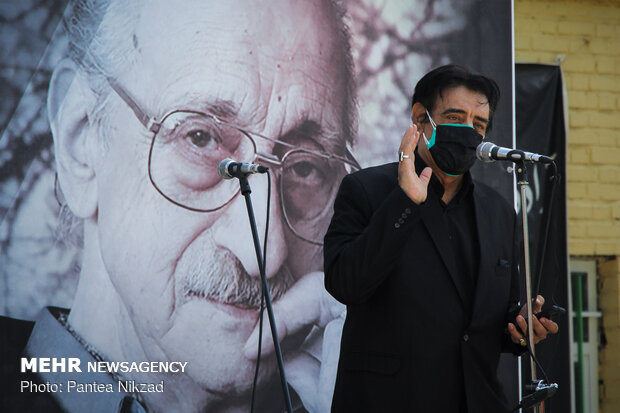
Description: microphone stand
xmin=515 ymin=160 xmax=540 ymax=413
xmin=237 ymin=175 xmax=293 ymax=413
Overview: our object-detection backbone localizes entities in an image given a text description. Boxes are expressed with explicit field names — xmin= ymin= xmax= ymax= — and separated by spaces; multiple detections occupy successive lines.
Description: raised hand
xmin=397 ymin=124 xmax=432 ymax=204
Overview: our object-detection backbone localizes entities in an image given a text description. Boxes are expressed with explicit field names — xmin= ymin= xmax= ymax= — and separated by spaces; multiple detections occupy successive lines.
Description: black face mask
xmin=423 ymin=111 xmax=484 ymax=176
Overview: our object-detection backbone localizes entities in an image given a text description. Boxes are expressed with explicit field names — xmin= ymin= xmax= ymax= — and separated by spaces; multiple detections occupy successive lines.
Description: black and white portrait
xmin=0 ymin=1 xmax=512 ymax=411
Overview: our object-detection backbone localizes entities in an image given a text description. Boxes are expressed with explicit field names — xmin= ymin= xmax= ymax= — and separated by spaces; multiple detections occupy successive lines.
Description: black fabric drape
xmin=515 ymin=63 xmax=569 ymax=413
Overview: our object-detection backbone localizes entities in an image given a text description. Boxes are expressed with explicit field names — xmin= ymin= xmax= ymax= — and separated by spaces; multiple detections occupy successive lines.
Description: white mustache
xmin=176 ymin=247 xmax=294 ymax=310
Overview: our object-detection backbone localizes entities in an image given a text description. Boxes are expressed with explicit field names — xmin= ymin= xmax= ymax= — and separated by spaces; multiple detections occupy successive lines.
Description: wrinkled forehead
xmin=136 ymin=0 xmax=339 ymax=50
xmin=111 ymin=0 xmax=349 ymax=133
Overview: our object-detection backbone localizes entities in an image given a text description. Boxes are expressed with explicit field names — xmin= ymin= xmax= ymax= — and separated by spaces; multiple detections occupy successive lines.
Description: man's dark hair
xmin=411 ymin=64 xmax=500 ymax=131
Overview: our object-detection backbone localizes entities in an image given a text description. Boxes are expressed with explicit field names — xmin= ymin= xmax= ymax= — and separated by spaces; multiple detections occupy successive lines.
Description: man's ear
xmin=48 ymin=59 xmax=98 ymax=218
xmin=411 ymin=102 xmax=428 ymax=129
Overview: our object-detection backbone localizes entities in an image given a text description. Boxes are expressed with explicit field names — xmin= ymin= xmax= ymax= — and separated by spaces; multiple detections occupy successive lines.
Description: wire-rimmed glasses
xmin=106 ymin=78 xmax=359 ymax=245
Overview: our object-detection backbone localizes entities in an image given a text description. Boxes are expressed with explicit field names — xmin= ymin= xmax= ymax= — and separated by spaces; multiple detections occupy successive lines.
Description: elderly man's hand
xmin=507 ymin=295 xmax=559 ymax=346
xmin=243 ymin=271 xmax=343 ymax=360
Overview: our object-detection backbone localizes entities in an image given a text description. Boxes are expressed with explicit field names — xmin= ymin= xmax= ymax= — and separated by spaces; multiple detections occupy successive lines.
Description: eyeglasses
xmin=105 ymin=78 xmax=360 ymax=245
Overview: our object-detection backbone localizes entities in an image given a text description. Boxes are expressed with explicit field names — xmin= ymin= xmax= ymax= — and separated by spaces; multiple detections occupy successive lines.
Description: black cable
xmin=513 ymin=339 xmax=559 ymax=413
xmin=524 ymin=161 xmax=561 ymax=412
xmin=533 ymin=161 xmax=560 ymax=299
xmin=524 ymin=338 xmax=550 ymax=385
xmin=250 ymin=170 xmax=271 ymax=413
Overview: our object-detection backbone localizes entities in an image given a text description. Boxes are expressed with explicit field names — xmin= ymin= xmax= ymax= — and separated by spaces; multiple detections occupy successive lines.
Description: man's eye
xmin=187 ymin=130 xmax=217 ymax=148
xmin=291 ymin=161 xmax=317 ymax=178
xmin=286 ymin=158 xmax=330 ymax=188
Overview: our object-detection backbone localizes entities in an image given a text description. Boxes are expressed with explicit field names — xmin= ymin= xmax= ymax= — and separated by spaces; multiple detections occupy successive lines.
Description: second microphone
xmin=218 ymin=158 xmax=269 ymax=180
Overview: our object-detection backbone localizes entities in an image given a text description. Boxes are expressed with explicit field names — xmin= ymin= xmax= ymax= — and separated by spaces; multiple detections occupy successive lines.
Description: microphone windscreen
xmin=217 ymin=158 xmax=235 ymax=179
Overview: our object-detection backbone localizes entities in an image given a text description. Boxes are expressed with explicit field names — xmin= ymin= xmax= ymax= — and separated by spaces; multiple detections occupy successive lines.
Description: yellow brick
xmin=597 ymin=23 xmax=617 ymax=38
xmin=601 ymin=364 xmax=620 ymax=381
xmin=562 ymin=55 xmax=596 ymax=73
xmin=569 ymin=146 xmax=590 ymax=164
xmin=603 ymin=187 xmax=620 ymax=202
xmin=591 ymin=147 xmax=620 ymax=165
xmin=601 ymin=326 xmax=620 ymax=344
xmin=532 ymin=52 xmax=562 ymax=64
xmin=601 ymin=322 xmax=620 ymax=343
xmin=596 ymin=57 xmax=616 ymax=74
xmin=515 ymin=18 xmax=539 ymax=34
xmin=600 ymin=167 xmax=620 ymax=183
xmin=530 ymin=2 xmax=583 ymax=18
xmin=538 ymin=20 xmax=559 ymax=35
xmin=600 ymin=344 xmax=620 ymax=360
xmin=601 ymin=350 xmax=620 ymax=368
xmin=568 ymin=128 xmax=592 ymax=145
xmin=558 ymin=21 xmax=596 ymax=36
xmin=566 ymin=72 xmax=590 ymax=90
xmin=568 ymin=90 xmax=598 ymax=109
xmin=569 ymin=111 xmax=589 ymax=128
xmin=590 ymin=75 xmax=620 ymax=92
xmin=590 ymin=38 xmax=620 ymax=56
xmin=531 ymin=35 xmax=571 ymax=53
xmin=569 ymin=240 xmax=595 ymax=255
xmin=602 ymin=308 xmax=620 ymax=327
xmin=515 ymin=33 xmax=531 ymax=50
xmin=597 ymin=129 xmax=617 ymax=146
xmin=569 ymin=128 xmax=616 ymax=146
xmin=567 ymin=164 xmax=599 ymax=182
xmin=587 ymin=222 xmax=620 ymax=238
xmin=601 ymin=356 xmax=620 ymax=373
xmin=591 ymin=5 xmax=620 ymax=22
xmin=600 ymin=295 xmax=620 ymax=312
xmin=569 ymin=201 xmax=593 ymax=218
xmin=593 ymin=205 xmax=613 ymax=220
xmin=589 ymin=183 xmax=620 ymax=201
xmin=569 ymin=37 xmax=591 ymax=53
xmin=602 ymin=401 xmax=620 ymax=413
xmin=596 ymin=241 xmax=620 ymax=255
xmin=600 ymin=285 xmax=620 ymax=301
xmin=568 ymin=183 xmax=588 ymax=200
xmin=515 ymin=51 xmax=543 ymax=63
xmin=599 ymin=92 xmax=616 ymax=110
xmin=590 ymin=111 xmax=619 ymax=128
xmin=569 ymin=221 xmax=588 ymax=237
xmin=613 ymin=204 xmax=620 ymax=219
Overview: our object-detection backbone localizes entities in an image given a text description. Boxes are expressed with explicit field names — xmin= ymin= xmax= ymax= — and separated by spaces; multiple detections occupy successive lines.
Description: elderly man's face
xmin=91 ymin=0 xmax=349 ymax=397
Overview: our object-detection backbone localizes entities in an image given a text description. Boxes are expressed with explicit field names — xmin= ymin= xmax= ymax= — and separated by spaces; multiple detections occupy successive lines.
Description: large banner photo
xmin=1 ymin=1 xmax=513 ymax=412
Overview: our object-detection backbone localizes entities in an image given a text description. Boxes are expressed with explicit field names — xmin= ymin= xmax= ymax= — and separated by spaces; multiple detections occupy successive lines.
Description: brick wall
xmin=515 ymin=1 xmax=620 ymax=412
xmin=515 ymin=0 xmax=620 ymax=257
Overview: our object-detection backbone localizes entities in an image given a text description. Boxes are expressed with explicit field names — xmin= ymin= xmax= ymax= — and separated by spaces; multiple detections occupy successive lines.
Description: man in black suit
xmin=324 ymin=65 xmax=559 ymax=412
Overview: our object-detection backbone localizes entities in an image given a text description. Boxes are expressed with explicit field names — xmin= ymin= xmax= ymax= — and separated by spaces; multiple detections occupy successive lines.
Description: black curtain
xmin=515 ymin=63 xmax=570 ymax=413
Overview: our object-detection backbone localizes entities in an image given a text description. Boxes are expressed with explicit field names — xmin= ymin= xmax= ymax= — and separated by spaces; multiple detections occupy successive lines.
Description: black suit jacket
xmin=324 ymin=162 xmax=523 ymax=413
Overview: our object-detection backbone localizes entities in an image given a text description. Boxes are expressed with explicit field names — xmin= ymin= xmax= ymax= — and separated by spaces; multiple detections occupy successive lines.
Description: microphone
xmin=217 ymin=158 xmax=269 ymax=180
xmin=477 ymin=142 xmax=554 ymax=164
